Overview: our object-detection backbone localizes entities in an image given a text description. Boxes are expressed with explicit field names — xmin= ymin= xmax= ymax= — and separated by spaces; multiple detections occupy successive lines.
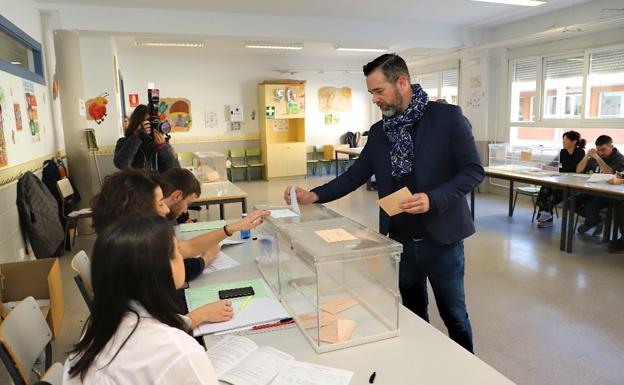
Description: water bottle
xmin=240 ymin=213 xmax=251 ymax=239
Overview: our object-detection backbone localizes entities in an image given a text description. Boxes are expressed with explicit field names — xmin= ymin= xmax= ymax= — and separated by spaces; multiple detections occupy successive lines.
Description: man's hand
xmin=399 ymin=193 xmax=430 ymax=214
xmin=588 ymin=148 xmax=600 ymax=160
xmin=283 ymin=186 xmax=319 ymax=205
xmin=608 ymin=177 xmax=624 ymax=185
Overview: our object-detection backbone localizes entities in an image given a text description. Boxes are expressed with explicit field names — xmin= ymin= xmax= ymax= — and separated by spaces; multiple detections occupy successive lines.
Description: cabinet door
xmin=286 ymin=143 xmax=307 ymax=176
xmin=267 ymin=145 xmax=288 ymax=178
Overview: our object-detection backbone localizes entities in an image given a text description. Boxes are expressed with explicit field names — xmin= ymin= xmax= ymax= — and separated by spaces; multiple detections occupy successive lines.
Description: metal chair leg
xmin=531 ymin=196 xmax=537 ymax=223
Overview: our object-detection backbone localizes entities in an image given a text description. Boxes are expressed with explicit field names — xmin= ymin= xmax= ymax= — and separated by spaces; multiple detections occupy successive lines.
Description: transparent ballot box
xmin=489 ymin=143 xmax=560 ymax=175
xmin=192 ymin=151 xmax=227 ymax=182
xmin=257 ymin=213 xmax=402 ymax=353
xmin=254 ymin=204 xmax=342 ymax=295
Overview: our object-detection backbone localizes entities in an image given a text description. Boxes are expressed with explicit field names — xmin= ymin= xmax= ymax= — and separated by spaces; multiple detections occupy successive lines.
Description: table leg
xmin=560 ymin=188 xmax=569 ymax=251
xmin=242 ymin=198 xmax=247 ymax=214
xmin=219 ymin=203 xmax=225 ymax=220
xmin=604 ymin=204 xmax=613 ymax=243
xmin=508 ymin=180 xmax=514 ymax=217
xmin=470 ymin=189 xmax=475 ymax=221
xmin=566 ymin=191 xmax=576 ymax=253
xmin=335 ymin=151 xmax=339 ymax=177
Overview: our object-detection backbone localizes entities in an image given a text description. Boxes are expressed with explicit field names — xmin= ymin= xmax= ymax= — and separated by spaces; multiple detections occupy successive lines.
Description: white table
xmin=189 ymin=181 xmax=248 ymax=219
xmin=179 ymin=230 xmax=515 ymax=385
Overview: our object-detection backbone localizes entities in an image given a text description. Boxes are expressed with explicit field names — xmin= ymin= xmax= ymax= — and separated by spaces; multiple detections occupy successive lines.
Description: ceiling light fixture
xmin=334 ymin=45 xmax=389 ymax=53
xmin=471 ymin=0 xmax=546 ymax=6
xmin=244 ymin=42 xmax=303 ymax=50
xmin=134 ymin=42 xmax=204 ymax=48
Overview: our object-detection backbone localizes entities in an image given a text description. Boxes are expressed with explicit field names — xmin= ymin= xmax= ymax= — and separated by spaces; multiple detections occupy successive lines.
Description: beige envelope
xmin=317 ymin=319 xmax=357 ymax=343
xmin=297 ymin=311 xmax=338 ymax=329
xmin=314 ymin=228 xmax=358 ymax=243
xmin=377 ymin=187 xmax=413 ymax=216
xmin=321 ymin=296 xmax=359 ymax=314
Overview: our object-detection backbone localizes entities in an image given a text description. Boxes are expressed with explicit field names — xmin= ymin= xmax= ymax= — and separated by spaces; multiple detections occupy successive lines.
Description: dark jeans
xmin=575 ymin=193 xmax=610 ymax=227
xmin=391 ymin=236 xmax=474 ymax=353
xmin=537 ymin=187 xmax=563 ymax=214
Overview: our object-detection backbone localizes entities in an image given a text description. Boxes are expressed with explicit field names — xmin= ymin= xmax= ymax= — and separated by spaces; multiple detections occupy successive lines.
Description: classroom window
xmin=542 ymin=56 xmax=584 ymax=120
xmin=414 ymin=68 xmax=459 ymax=104
xmin=0 ymin=15 xmax=45 ymax=84
xmin=587 ymin=48 xmax=624 ymax=119
xmin=510 ymin=57 xmax=537 ymax=122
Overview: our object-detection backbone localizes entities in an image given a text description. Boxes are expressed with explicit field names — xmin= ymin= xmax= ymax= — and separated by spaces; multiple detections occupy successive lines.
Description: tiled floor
xmin=3 ymin=175 xmax=624 ymax=384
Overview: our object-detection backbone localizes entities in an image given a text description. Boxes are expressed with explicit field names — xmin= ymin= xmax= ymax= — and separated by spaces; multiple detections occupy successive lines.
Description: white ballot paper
xmin=290 ymin=186 xmax=301 ymax=215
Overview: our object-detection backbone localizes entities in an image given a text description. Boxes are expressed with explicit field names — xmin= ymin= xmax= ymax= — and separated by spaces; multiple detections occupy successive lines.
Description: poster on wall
xmin=204 ymin=111 xmax=217 ymax=129
xmin=160 ymin=98 xmax=192 ymax=132
xmin=286 ymin=86 xmax=305 ymax=114
xmin=0 ymin=87 xmax=8 ymax=167
xmin=13 ymin=103 xmax=22 ymax=131
xmin=23 ymin=81 xmax=40 ymax=142
xmin=318 ymin=87 xmax=352 ymax=113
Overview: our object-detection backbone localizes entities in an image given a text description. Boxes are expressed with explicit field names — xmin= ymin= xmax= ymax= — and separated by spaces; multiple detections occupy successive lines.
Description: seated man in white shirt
xmin=64 ymin=215 xmax=219 ymax=385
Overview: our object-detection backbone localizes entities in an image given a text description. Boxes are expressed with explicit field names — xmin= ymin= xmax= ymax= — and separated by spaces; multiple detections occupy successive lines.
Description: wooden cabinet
xmin=259 ymin=81 xmax=307 ymax=180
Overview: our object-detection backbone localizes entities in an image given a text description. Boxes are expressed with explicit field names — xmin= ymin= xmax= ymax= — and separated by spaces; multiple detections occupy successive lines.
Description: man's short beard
xmin=380 ymin=92 xmax=403 ymax=118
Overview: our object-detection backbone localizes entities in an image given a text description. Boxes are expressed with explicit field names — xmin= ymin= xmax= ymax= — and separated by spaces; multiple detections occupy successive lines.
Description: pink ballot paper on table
xmin=377 ymin=186 xmax=413 ymax=216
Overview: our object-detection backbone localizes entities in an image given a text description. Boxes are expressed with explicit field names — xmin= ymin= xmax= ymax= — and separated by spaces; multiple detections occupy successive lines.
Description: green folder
xmin=178 ymin=220 xmax=226 ymax=233
xmin=186 ymin=278 xmax=270 ymax=310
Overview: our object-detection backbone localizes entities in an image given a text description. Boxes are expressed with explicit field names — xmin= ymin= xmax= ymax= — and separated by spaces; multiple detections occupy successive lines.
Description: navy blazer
xmin=312 ymin=103 xmax=484 ymax=245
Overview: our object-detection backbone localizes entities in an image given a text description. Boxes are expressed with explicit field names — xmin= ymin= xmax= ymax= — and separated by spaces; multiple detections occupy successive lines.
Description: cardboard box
xmin=0 ymin=258 xmax=64 ymax=338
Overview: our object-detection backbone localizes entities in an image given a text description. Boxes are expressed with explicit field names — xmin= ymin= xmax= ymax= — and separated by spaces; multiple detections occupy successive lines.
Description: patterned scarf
xmin=382 ymin=84 xmax=429 ymax=179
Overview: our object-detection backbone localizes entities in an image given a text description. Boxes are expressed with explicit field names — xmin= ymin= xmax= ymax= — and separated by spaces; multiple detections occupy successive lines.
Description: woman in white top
xmin=64 ymin=215 xmax=219 ymax=384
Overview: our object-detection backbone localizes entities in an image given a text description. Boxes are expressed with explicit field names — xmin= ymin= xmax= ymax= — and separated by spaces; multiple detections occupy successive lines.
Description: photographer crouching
xmin=113 ymin=104 xmax=179 ymax=172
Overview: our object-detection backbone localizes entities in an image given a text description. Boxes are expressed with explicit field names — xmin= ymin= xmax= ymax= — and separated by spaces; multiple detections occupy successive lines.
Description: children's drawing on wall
xmin=13 ymin=103 xmax=23 ymax=131
xmin=227 ymin=121 xmax=243 ymax=132
xmin=318 ymin=87 xmax=352 ymax=113
xmin=273 ymin=119 xmax=289 ymax=132
xmin=161 ymin=98 xmax=192 ymax=132
xmin=0 ymin=103 xmax=8 ymax=167
xmin=86 ymin=92 xmax=109 ymax=124
xmin=286 ymin=86 xmax=305 ymax=114
xmin=325 ymin=114 xmax=333 ymax=125
xmin=23 ymin=81 xmax=40 ymax=142
xmin=273 ymin=88 xmax=285 ymax=102
xmin=204 ymin=111 xmax=217 ymax=129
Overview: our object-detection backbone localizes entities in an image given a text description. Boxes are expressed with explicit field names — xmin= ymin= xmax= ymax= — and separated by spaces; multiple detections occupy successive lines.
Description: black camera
xmin=147 ymin=88 xmax=171 ymax=136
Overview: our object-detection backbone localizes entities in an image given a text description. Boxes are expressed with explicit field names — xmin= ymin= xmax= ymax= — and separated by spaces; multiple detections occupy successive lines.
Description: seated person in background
xmin=575 ymin=135 xmax=624 ymax=235
xmin=535 ymin=131 xmax=586 ymax=228
xmin=114 ymin=104 xmax=179 ymax=172
xmin=91 ymin=170 xmax=269 ymax=326
xmin=64 ymin=216 xmax=219 ymax=384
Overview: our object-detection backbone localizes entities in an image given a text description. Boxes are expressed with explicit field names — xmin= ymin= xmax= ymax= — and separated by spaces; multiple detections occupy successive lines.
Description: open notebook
xmin=207 ymin=336 xmax=353 ymax=385
xmin=185 ymin=278 xmax=289 ymax=336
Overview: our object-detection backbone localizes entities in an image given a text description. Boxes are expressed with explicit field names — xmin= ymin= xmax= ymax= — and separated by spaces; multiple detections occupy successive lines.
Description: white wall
xmin=79 ymin=34 xmax=122 ymax=146
xmin=114 ymin=46 xmax=372 ymax=147
xmin=0 ymin=0 xmax=61 ymax=263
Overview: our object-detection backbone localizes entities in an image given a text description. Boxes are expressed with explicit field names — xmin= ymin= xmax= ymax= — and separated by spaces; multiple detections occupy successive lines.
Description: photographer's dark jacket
xmin=113 ymin=131 xmax=180 ymax=172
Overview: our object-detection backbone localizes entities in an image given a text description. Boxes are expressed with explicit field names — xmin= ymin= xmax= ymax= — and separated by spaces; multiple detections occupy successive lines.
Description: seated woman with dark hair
xmin=64 ymin=215 xmax=218 ymax=384
xmin=90 ymin=169 xmax=269 ymax=326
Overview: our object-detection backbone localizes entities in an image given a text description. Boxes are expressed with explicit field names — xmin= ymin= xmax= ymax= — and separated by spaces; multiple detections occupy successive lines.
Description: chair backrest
xmin=55 ymin=178 xmax=73 ymax=200
xmin=0 ymin=296 xmax=53 ymax=384
xmin=71 ymin=250 xmax=93 ymax=302
xmin=246 ymin=147 xmax=260 ymax=157
xmin=229 ymin=149 xmax=247 ymax=166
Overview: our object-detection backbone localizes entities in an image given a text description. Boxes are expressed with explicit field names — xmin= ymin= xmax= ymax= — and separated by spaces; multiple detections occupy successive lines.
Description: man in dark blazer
xmin=285 ymin=54 xmax=484 ymax=352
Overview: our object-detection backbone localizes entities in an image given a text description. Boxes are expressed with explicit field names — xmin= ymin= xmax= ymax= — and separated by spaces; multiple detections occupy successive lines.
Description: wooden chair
xmin=56 ymin=178 xmax=92 ymax=250
xmin=0 ymin=297 xmax=63 ymax=385
xmin=229 ymin=149 xmax=248 ymax=182
xmin=245 ymin=148 xmax=264 ymax=181
xmin=71 ymin=250 xmax=93 ymax=312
